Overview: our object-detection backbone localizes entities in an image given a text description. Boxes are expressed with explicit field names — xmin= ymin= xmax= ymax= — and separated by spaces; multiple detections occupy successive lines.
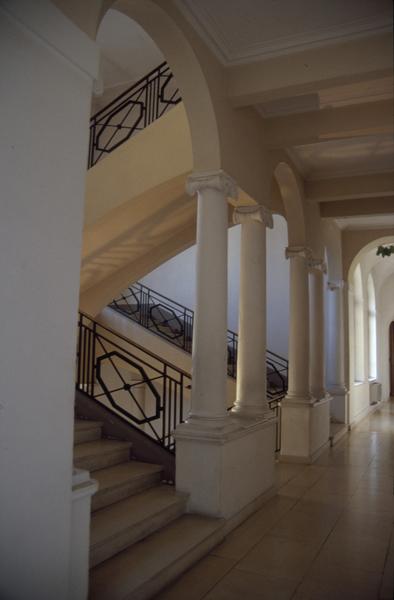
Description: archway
xmin=97 ymin=0 xmax=222 ymax=171
xmin=347 ymin=235 xmax=394 ymax=423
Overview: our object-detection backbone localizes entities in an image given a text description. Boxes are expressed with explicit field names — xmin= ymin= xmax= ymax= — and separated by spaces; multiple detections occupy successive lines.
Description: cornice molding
xmin=186 ymin=170 xmax=238 ymax=199
xmin=233 ymin=205 xmax=273 ymax=228
xmin=175 ymin=1 xmax=392 ymax=66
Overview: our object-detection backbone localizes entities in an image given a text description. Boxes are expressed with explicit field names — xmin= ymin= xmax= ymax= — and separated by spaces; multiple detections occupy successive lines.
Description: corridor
xmin=158 ymin=401 xmax=394 ymax=600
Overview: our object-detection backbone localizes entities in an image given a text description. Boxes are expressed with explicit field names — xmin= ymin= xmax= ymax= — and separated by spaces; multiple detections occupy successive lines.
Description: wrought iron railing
xmin=76 ymin=312 xmax=190 ymax=452
xmin=110 ymin=282 xmax=288 ymax=401
xmin=88 ymin=62 xmax=181 ymax=168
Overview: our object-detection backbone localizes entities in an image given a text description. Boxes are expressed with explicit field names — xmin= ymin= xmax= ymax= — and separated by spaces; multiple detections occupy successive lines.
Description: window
xmin=353 ymin=264 xmax=364 ymax=382
xmin=367 ymin=274 xmax=377 ymax=379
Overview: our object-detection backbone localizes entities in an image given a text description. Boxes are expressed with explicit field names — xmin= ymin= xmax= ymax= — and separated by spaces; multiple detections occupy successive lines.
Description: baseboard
xmin=349 ymin=400 xmax=381 ymax=431
xmin=279 ymin=439 xmax=330 ymax=464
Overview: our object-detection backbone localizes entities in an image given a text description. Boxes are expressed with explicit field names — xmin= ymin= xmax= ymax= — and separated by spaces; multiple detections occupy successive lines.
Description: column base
xmin=175 ymin=415 xmax=276 ymax=518
xmin=280 ymin=397 xmax=330 ymax=463
xmin=327 ymin=386 xmax=349 ymax=424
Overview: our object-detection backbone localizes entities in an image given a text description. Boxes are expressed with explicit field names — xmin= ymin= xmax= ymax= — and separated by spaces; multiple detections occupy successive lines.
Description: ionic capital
xmin=186 ymin=170 xmax=238 ymax=200
xmin=285 ymin=246 xmax=313 ymax=261
xmin=327 ymin=280 xmax=346 ymax=292
xmin=233 ymin=205 xmax=273 ymax=228
xmin=308 ymin=258 xmax=327 ymax=273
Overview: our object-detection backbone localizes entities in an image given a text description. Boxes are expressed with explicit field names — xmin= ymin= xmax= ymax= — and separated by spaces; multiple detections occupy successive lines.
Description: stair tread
xmin=75 ymin=419 xmax=103 ymax=431
xmin=74 ymin=439 xmax=132 ymax=459
xmin=89 ymin=514 xmax=224 ymax=599
xmin=93 ymin=461 xmax=163 ymax=492
xmin=91 ymin=485 xmax=187 ymax=549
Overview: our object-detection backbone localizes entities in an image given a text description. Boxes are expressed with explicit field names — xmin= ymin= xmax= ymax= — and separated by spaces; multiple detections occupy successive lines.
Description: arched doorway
xmin=390 ymin=322 xmax=394 ymax=397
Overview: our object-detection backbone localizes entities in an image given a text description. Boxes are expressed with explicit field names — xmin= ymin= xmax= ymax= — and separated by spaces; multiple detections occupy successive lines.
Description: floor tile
xmin=203 ymin=568 xmax=297 ymax=600
xmin=156 ymin=555 xmax=236 ymax=600
xmin=237 ymin=534 xmax=321 ymax=582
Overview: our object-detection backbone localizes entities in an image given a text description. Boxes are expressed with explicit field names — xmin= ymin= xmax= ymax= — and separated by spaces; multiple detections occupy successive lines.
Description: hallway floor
xmin=157 ymin=401 xmax=394 ymax=600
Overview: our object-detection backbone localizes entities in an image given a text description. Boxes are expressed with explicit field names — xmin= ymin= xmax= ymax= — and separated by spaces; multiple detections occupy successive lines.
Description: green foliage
xmin=376 ymin=245 xmax=394 ymax=257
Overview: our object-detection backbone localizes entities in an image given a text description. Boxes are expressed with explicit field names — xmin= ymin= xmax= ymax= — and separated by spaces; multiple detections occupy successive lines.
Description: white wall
xmin=139 ymin=214 xmax=289 ymax=357
xmin=0 ymin=2 xmax=97 ymax=599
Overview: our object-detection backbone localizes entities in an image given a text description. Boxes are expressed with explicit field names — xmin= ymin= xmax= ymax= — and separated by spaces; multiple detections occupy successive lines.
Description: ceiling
xmin=289 ymin=134 xmax=394 ymax=180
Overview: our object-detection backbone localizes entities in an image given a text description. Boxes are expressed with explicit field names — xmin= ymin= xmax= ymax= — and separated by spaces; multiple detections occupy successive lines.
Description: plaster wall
xmin=0 ymin=2 xmax=98 ymax=598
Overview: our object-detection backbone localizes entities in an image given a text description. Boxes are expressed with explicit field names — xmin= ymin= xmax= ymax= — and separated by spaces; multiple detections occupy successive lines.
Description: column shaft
xmin=186 ymin=171 xmax=237 ymax=424
xmin=285 ymin=247 xmax=311 ymax=402
xmin=309 ymin=262 xmax=326 ymax=399
xmin=232 ymin=206 xmax=273 ymax=416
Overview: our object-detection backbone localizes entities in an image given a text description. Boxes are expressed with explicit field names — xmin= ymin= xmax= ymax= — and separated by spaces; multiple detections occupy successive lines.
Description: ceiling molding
xmin=175 ymin=1 xmax=392 ymax=66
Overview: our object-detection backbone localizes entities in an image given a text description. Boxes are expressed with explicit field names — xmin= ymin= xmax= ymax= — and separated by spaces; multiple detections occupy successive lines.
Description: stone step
xmin=90 ymin=485 xmax=187 ymax=568
xmin=92 ymin=461 xmax=164 ymax=512
xmin=89 ymin=514 xmax=225 ymax=600
xmin=74 ymin=419 xmax=103 ymax=444
xmin=74 ymin=440 xmax=133 ymax=472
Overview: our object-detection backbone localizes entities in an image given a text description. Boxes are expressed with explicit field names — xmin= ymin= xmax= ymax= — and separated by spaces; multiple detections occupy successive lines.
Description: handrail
xmin=109 ymin=281 xmax=289 ymax=401
xmin=76 ymin=312 xmax=190 ymax=452
xmin=88 ymin=61 xmax=181 ymax=168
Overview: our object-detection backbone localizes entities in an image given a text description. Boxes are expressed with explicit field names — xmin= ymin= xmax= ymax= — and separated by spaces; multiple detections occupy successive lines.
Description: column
xmin=284 ymin=246 xmax=313 ymax=403
xmin=326 ymin=280 xmax=348 ymax=422
xmin=0 ymin=2 xmax=99 ymax=599
xmin=232 ymin=205 xmax=273 ymax=417
xmin=176 ymin=176 xmax=276 ymax=517
xmin=186 ymin=170 xmax=237 ymax=426
xmin=309 ymin=258 xmax=327 ymax=400
xmin=280 ymin=247 xmax=330 ymax=462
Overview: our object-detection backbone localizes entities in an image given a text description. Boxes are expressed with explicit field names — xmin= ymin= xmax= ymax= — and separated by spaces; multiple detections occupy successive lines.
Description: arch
xmin=273 ymin=161 xmax=306 ymax=247
xmin=96 ymin=0 xmax=222 ymax=172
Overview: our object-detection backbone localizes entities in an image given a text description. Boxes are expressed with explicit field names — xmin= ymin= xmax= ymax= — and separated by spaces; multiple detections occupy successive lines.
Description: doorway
xmin=390 ymin=322 xmax=394 ymax=397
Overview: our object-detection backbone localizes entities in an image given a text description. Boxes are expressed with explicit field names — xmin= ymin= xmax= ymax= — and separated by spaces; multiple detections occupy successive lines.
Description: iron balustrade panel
xmin=110 ymin=281 xmax=289 ymax=402
xmin=76 ymin=312 xmax=190 ymax=452
xmin=88 ymin=62 xmax=181 ymax=168
xmin=109 ymin=282 xmax=289 ymax=451
xmin=110 ymin=282 xmax=194 ymax=353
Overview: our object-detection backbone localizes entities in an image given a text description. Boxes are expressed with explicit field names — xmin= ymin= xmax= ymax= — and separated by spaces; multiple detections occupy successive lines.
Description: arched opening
xmin=347 ymin=235 xmax=394 ymax=422
xmin=96 ymin=0 xmax=222 ymax=171
xmin=390 ymin=322 xmax=394 ymax=397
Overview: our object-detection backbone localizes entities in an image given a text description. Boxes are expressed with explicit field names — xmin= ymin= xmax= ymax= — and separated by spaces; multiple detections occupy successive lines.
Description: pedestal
xmin=175 ymin=416 xmax=276 ymax=519
xmin=280 ymin=398 xmax=330 ymax=463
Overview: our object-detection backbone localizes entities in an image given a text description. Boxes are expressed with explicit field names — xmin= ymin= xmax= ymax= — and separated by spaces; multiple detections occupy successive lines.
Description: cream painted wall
xmin=140 ymin=214 xmax=289 ymax=357
xmin=0 ymin=2 xmax=98 ymax=598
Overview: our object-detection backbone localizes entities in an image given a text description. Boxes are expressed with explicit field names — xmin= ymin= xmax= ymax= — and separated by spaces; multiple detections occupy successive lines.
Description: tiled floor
xmin=157 ymin=400 xmax=394 ymax=600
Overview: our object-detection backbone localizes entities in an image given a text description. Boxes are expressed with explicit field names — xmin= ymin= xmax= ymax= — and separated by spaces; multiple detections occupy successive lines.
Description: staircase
xmin=74 ymin=419 xmax=225 ymax=599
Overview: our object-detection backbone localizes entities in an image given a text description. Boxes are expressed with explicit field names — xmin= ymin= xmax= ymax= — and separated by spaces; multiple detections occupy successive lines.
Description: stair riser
xmin=90 ymin=498 xmax=186 ymax=568
xmin=75 ymin=448 xmax=131 ymax=472
xmin=92 ymin=472 xmax=163 ymax=512
xmin=120 ymin=527 xmax=225 ymax=600
xmin=74 ymin=426 xmax=102 ymax=445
